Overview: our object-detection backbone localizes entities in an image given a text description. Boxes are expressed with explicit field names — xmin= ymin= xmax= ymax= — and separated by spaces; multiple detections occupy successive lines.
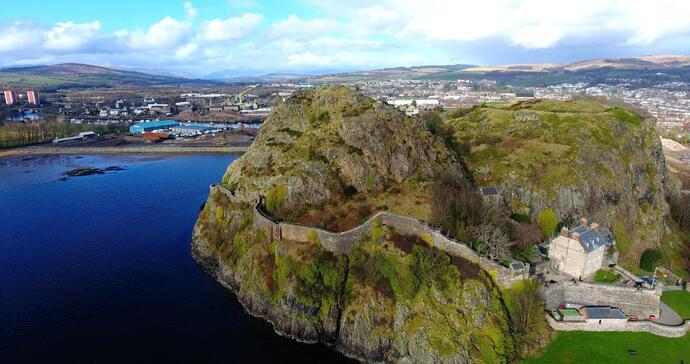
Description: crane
xmin=237 ymin=85 xmax=257 ymax=104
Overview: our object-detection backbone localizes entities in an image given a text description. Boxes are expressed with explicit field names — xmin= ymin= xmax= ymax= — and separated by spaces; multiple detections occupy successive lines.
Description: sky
xmin=2 ymin=0 xmax=690 ymax=77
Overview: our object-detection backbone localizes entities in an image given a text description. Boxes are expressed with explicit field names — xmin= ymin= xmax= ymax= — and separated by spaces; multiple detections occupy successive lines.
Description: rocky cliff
xmin=221 ymin=86 xmax=467 ymax=231
xmin=192 ymin=87 xmax=524 ymax=362
xmin=446 ymin=100 xmax=669 ymax=262
xmin=192 ymin=190 xmax=517 ymax=362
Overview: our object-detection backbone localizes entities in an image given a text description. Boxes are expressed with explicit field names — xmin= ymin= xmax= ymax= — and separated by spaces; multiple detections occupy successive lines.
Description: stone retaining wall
xmin=545 ymin=314 xmax=690 ymax=337
xmin=540 ymin=282 xmax=662 ymax=318
xmin=210 ymin=185 xmax=529 ymax=288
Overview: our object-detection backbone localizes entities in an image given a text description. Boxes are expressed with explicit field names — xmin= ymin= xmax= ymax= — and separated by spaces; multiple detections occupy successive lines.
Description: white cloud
xmin=352 ymin=5 xmax=400 ymax=35
xmin=175 ymin=42 xmax=198 ymax=59
xmin=200 ymin=13 xmax=263 ymax=41
xmin=228 ymin=0 xmax=261 ymax=8
xmin=287 ymin=52 xmax=335 ymax=66
xmin=4 ymin=0 xmax=690 ymax=75
xmin=0 ymin=22 xmax=43 ymax=52
xmin=267 ymin=15 xmax=340 ymax=40
xmin=395 ymin=0 xmax=690 ymax=49
xmin=184 ymin=1 xmax=198 ymax=18
xmin=128 ymin=16 xmax=192 ymax=49
xmin=44 ymin=21 xmax=102 ymax=51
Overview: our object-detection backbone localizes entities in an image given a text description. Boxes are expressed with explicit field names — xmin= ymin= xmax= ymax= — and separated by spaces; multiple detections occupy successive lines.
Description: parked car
xmin=648 ymin=314 xmax=657 ymax=321
xmin=628 ymin=315 xmax=639 ymax=321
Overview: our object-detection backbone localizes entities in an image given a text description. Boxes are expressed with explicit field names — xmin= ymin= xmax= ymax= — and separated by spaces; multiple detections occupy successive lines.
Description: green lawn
xmin=595 ymin=269 xmax=620 ymax=283
xmin=662 ymin=291 xmax=690 ymax=319
xmin=523 ymin=331 xmax=690 ymax=364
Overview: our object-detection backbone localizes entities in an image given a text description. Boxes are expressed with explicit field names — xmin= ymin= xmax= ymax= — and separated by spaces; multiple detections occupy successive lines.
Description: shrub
xmin=215 ymin=206 xmax=224 ymax=226
xmin=265 ymin=184 xmax=287 ymax=216
xmin=610 ymin=107 xmax=643 ymax=126
xmin=595 ymin=269 xmax=620 ymax=283
xmin=511 ymin=213 xmax=531 ymax=223
xmin=537 ymin=209 xmax=558 ymax=238
xmin=306 ymin=230 xmax=320 ymax=244
xmin=640 ymin=248 xmax=663 ymax=272
xmin=371 ymin=219 xmax=386 ymax=242
xmin=344 ymin=185 xmax=358 ymax=198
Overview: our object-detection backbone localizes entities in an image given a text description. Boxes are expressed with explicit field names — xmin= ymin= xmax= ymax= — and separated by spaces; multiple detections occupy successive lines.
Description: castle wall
xmin=212 ymin=185 xmax=529 ymax=288
xmin=545 ymin=314 xmax=690 ymax=338
xmin=540 ymin=282 xmax=662 ymax=318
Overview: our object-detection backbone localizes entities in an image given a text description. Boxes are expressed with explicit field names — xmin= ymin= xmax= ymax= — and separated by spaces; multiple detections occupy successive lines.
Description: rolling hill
xmin=0 ymin=63 xmax=218 ymax=89
xmin=311 ymin=55 xmax=690 ymax=87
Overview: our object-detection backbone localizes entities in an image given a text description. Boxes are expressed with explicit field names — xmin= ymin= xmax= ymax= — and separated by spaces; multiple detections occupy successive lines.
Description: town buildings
xmin=26 ymin=90 xmax=39 ymax=106
xmin=3 ymin=90 xmax=17 ymax=105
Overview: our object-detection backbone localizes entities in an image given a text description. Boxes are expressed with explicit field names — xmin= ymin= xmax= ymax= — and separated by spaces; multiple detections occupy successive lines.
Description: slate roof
xmin=481 ymin=186 xmax=498 ymax=196
xmin=581 ymin=306 xmax=627 ymax=320
xmin=511 ymin=262 xmax=525 ymax=270
xmin=570 ymin=225 xmax=609 ymax=253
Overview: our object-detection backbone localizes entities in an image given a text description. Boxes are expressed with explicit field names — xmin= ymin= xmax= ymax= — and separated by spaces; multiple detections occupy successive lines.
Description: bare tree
xmin=476 ymin=222 xmax=511 ymax=261
xmin=474 ymin=205 xmax=510 ymax=260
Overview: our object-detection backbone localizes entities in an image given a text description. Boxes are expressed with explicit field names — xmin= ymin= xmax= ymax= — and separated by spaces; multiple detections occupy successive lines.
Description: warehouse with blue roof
xmin=129 ymin=120 xmax=179 ymax=134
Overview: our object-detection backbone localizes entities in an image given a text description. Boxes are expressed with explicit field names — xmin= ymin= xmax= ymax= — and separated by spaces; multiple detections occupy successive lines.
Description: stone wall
xmin=211 ymin=185 xmax=529 ymax=288
xmin=545 ymin=314 xmax=690 ymax=338
xmin=540 ymin=281 xmax=662 ymax=318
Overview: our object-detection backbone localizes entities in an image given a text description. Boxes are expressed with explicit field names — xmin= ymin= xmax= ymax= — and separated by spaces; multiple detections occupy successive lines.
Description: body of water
xmin=0 ymin=154 xmax=351 ymax=363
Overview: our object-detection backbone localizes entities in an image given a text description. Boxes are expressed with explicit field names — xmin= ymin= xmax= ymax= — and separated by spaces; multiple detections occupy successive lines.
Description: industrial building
xmin=171 ymin=123 xmax=218 ymax=136
xmin=129 ymin=120 xmax=179 ymax=134
xmin=147 ymin=103 xmax=170 ymax=114
xmin=52 ymin=131 xmax=97 ymax=143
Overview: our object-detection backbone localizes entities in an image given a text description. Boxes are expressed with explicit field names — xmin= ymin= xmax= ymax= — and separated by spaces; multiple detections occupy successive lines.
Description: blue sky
xmin=2 ymin=0 xmax=690 ymax=77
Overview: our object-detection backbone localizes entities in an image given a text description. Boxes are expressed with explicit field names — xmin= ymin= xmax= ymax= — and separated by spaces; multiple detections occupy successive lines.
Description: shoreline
xmin=0 ymin=145 xmax=247 ymax=158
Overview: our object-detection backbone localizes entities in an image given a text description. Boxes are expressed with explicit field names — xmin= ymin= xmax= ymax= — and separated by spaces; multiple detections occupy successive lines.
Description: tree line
xmin=0 ymin=121 xmax=127 ymax=148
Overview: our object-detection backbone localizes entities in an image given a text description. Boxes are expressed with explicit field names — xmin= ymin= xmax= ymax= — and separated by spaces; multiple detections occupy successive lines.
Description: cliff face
xmin=192 ymin=190 xmax=516 ymax=362
xmin=447 ymin=100 xmax=669 ymax=262
xmin=221 ymin=86 xmax=466 ymax=229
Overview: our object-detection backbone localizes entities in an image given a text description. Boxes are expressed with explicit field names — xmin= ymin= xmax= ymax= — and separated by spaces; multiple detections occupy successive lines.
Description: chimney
xmin=580 ymin=217 xmax=589 ymax=228
xmin=590 ymin=222 xmax=599 ymax=230
xmin=560 ymin=226 xmax=569 ymax=237
xmin=571 ymin=232 xmax=580 ymax=241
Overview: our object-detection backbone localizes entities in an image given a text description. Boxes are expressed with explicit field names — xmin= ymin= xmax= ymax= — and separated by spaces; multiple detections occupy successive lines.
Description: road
xmin=658 ymin=301 xmax=684 ymax=326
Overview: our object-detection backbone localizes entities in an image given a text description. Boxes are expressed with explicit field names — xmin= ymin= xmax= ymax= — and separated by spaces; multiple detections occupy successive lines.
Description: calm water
xmin=0 ymin=154 xmax=351 ymax=363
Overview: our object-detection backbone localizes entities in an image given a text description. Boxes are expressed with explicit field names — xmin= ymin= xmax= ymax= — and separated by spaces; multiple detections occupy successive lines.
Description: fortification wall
xmin=545 ymin=314 xmax=690 ymax=338
xmin=211 ymin=185 xmax=529 ymax=288
xmin=540 ymin=282 xmax=662 ymax=318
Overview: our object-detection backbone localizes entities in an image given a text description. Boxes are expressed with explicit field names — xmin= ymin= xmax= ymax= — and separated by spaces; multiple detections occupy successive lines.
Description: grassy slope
xmin=523 ymin=331 xmax=690 ymax=364
xmin=445 ymin=99 xmax=665 ymax=264
xmin=447 ymin=100 xmax=644 ymax=191
xmin=0 ymin=66 xmax=205 ymax=88
xmin=661 ymin=291 xmax=690 ymax=319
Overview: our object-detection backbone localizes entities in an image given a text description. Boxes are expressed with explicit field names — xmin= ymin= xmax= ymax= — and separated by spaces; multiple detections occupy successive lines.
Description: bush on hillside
xmin=537 ymin=209 xmax=558 ymax=238
xmin=640 ymin=248 xmax=663 ymax=272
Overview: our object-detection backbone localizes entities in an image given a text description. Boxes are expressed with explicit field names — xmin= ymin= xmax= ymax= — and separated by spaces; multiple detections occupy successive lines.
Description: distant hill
xmin=314 ymin=64 xmax=475 ymax=82
xmin=311 ymin=55 xmax=690 ymax=87
xmin=463 ymin=55 xmax=690 ymax=73
xmin=0 ymin=63 xmax=218 ymax=89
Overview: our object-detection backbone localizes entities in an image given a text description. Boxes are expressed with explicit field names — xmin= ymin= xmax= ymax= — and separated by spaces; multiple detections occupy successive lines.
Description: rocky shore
xmin=0 ymin=145 xmax=247 ymax=158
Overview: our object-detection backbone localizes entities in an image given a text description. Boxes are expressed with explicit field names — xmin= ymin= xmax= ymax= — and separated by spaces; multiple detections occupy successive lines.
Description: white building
xmin=548 ymin=219 xmax=609 ymax=279
xmin=390 ymin=99 xmax=440 ymax=108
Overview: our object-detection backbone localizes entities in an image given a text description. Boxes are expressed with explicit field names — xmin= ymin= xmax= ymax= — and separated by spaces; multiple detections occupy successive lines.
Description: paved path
xmin=658 ymin=301 xmax=684 ymax=325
